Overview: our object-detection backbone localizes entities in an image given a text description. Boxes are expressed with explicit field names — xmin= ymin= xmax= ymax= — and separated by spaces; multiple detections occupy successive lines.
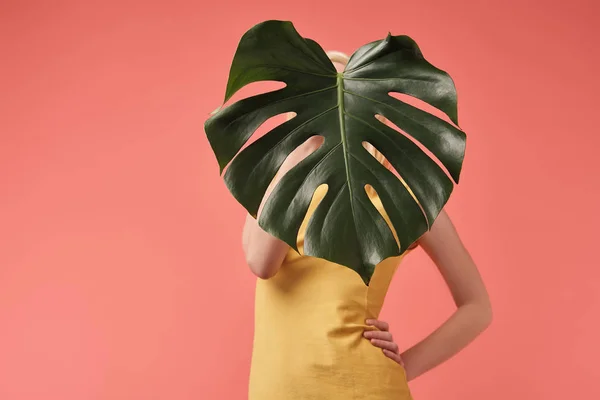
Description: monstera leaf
xmin=204 ymin=20 xmax=466 ymax=285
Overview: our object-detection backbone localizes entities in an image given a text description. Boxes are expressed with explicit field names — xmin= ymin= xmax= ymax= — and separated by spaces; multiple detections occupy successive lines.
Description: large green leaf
xmin=204 ymin=20 xmax=466 ymax=285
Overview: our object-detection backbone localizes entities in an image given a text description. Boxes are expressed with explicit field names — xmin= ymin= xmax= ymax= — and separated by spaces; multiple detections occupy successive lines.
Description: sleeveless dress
xmin=248 ymin=184 xmax=416 ymax=399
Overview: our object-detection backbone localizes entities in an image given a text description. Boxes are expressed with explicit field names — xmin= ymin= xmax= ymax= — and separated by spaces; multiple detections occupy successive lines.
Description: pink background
xmin=1 ymin=1 xmax=599 ymax=399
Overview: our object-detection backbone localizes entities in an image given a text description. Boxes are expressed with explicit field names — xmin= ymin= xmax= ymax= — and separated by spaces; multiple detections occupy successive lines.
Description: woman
xmin=242 ymin=51 xmax=492 ymax=399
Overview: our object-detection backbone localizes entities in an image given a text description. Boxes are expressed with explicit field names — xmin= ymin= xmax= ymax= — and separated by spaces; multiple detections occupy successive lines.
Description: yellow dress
xmin=248 ymin=184 xmax=416 ymax=399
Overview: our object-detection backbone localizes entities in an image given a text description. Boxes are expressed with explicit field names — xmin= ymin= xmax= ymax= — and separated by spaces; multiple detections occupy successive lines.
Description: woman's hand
xmin=363 ymin=318 xmax=405 ymax=367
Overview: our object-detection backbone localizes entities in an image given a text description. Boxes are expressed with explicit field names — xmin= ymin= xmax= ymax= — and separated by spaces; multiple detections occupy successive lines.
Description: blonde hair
xmin=285 ymin=51 xmax=393 ymax=197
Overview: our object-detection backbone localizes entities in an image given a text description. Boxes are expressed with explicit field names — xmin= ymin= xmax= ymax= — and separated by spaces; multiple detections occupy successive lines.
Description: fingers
xmin=383 ymin=349 xmax=405 ymax=366
xmin=363 ymin=330 xmax=393 ymax=341
xmin=364 ymin=318 xmax=405 ymax=367
xmin=363 ymin=319 xmax=395 ymax=348
xmin=365 ymin=318 xmax=389 ymax=331
xmin=369 ymin=338 xmax=399 ymax=353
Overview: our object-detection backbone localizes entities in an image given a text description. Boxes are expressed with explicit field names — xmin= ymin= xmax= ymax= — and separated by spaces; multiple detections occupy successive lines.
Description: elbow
xmin=246 ymin=256 xmax=278 ymax=280
xmin=254 ymin=266 xmax=277 ymax=280
xmin=459 ymin=298 xmax=493 ymax=331
xmin=478 ymin=299 xmax=494 ymax=330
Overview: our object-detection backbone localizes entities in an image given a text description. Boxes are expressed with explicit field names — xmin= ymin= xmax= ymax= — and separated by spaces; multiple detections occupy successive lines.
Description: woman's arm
xmin=242 ymin=166 xmax=293 ymax=279
xmin=242 ymin=212 xmax=290 ymax=279
xmin=242 ymin=137 xmax=322 ymax=279
xmin=399 ymin=208 xmax=493 ymax=381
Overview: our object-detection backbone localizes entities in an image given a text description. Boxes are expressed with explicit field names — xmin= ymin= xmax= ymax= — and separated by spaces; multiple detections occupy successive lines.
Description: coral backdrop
xmin=1 ymin=1 xmax=598 ymax=399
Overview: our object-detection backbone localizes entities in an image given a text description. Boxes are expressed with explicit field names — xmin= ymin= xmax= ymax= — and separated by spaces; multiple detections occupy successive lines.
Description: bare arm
xmin=399 ymin=209 xmax=493 ymax=381
xmin=241 ymin=168 xmax=292 ymax=280
xmin=242 ymin=213 xmax=289 ymax=279
xmin=242 ymin=137 xmax=322 ymax=279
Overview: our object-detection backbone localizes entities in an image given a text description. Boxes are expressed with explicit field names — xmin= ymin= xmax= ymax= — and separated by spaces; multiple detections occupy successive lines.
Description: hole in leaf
xmin=222 ymin=111 xmax=294 ymax=177
xmin=271 ymin=133 xmax=325 ymax=184
xmin=362 ymin=139 xmax=423 ymax=213
xmin=372 ymin=113 xmax=453 ymax=182
xmin=220 ymin=80 xmax=287 ymax=110
xmin=255 ymin=131 xmax=326 ymax=228
xmin=363 ymin=183 xmax=402 ymax=252
xmin=388 ymin=91 xmax=458 ymax=128
xmin=297 ymin=183 xmax=328 ymax=253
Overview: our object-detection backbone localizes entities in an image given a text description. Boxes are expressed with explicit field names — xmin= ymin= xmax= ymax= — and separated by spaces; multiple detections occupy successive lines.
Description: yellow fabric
xmin=249 ymin=184 xmax=415 ymax=399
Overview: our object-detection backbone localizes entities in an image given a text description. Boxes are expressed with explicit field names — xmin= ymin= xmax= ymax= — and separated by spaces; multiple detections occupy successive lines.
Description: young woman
xmin=242 ymin=51 xmax=492 ymax=399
